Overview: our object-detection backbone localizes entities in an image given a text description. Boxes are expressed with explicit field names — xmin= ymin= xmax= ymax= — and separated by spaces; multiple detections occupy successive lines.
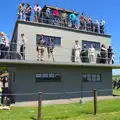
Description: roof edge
xmin=14 ymin=20 xmax=112 ymax=38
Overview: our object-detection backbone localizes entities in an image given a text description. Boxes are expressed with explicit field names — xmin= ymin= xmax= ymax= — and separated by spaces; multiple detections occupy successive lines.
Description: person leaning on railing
xmin=52 ymin=8 xmax=60 ymax=25
xmin=79 ymin=12 xmax=85 ymax=30
xmin=44 ymin=8 xmax=51 ymax=24
xmin=69 ymin=11 xmax=77 ymax=28
xmin=60 ymin=9 xmax=68 ymax=27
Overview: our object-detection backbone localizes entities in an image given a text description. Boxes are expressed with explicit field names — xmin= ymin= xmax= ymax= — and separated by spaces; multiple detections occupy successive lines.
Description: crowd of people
xmin=20 ymin=33 xmax=114 ymax=64
xmin=0 ymin=32 xmax=9 ymax=59
xmin=18 ymin=3 xmax=106 ymax=34
xmin=73 ymin=40 xmax=114 ymax=64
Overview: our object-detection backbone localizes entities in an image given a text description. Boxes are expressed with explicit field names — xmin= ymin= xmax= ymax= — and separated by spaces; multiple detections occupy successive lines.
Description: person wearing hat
xmin=74 ymin=40 xmax=81 ymax=63
xmin=20 ymin=33 xmax=27 ymax=60
xmin=81 ymin=44 xmax=89 ymax=63
xmin=37 ymin=34 xmax=46 ymax=61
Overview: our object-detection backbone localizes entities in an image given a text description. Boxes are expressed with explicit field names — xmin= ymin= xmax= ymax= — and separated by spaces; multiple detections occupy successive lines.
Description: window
xmin=82 ymin=74 xmax=101 ymax=82
xmin=36 ymin=34 xmax=61 ymax=46
xmin=82 ymin=40 xmax=100 ymax=50
xmin=36 ymin=73 xmax=61 ymax=82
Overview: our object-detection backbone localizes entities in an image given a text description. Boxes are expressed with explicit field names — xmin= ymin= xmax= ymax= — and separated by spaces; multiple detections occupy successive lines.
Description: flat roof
xmin=11 ymin=20 xmax=112 ymax=41
xmin=0 ymin=59 xmax=119 ymax=69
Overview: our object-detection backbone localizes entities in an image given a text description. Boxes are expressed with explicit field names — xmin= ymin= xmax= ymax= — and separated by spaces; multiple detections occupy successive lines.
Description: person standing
xmin=18 ymin=3 xmax=26 ymax=20
xmin=0 ymin=32 xmax=6 ymax=59
xmin=47 ymin=37 xmax=55 ymax=61
xmin=37 ymin=34 xmax=46 ymax=61
xmin=25 ymin=4 xmax=32 ymax=21
xmin=69 ymin=11 xmax=77 ymax=28
xmin=100 ymin=44 xmax=107 ymax=64
xmin=89 ymin=44 xmax=95 ymax=63
xmin=81 ymin=44 xmax=89 ymax=63
xmin=20 ymin=33 xmax=27 ymax=60
xmin=74 ymin=40 xmax=81 ymax=63
xmin=79 ymin=12 xmax=85 ymax=30
xmin=53 ymin=8 xmax=60 ymax=25
xmin=4 ymin=34 xmax=9 ymax=58
xmin=107 ymin=46 xmax=113 ymax=64
xmin=94 ymin=20 xmax=99 ymax=33
xmin=100 ymin=20 xmax=105 ymax=34
xmin=34 ymin=3 xmax=41 ymax=22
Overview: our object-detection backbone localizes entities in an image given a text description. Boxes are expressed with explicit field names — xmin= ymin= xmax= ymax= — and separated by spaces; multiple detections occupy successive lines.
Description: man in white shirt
xmin=20 ymin=33 xmax=27 ymax=60
xmin=74 ymin=40 xmax=81 ymax=63
xmin=89 ymin=44 xmax=95 ymax=63
xmin=34 ymin=3 xmax=41 ymax=21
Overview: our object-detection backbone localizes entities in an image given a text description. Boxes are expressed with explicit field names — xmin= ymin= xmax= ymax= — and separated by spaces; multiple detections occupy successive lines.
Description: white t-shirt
xmin=34 ymin=6 xmax=41 ymax=12
xmin=74 ymin=44 xmax=81 ymax=54
xmin=89 ymin=47 xmax=95 ymax=54
xmin=101 ymin=20 xmax=105 ymax=26
xmin=20 ymin=36 xmax=27 ymax=46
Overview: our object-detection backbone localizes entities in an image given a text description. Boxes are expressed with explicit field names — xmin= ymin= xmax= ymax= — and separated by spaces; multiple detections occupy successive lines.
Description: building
xmin=2 ymin=5 xmax=118 ymax=102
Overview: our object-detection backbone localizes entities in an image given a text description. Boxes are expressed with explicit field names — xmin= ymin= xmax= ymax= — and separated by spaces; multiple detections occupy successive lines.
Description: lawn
xmin=0 ymin=99 xmax=120 ymax=120
xmin=113 ymin=89 xmax=120 ymax=96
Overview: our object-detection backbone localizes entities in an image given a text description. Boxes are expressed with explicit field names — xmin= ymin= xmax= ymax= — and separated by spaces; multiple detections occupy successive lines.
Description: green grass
xmin=0 ymin=99 xmax=120 ymax=120
xmin=113 ymin=89 xmax=120 ymax=96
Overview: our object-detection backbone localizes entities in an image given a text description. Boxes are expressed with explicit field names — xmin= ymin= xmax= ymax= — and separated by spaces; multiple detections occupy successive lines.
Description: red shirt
xmin=53 ymin=10 xmax=59 ymax=17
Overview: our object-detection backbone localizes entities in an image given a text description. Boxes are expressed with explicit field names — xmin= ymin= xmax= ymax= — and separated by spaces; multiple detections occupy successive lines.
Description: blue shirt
xmin=47 ymin=42 xmax=55 ymax=48
xmin=69 ymin=14 xmax=77 ymax=21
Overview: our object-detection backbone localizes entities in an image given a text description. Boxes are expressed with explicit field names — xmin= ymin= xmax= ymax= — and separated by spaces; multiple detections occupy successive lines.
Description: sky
xmin=0 ymin=0 xmax=120 ymax=74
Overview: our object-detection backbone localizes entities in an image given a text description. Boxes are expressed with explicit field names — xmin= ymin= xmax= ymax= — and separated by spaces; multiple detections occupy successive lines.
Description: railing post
xmin=38 ymin=92 xmax=42 ymax=120
xmin=93 ymin=89 xmax=97 ymax=115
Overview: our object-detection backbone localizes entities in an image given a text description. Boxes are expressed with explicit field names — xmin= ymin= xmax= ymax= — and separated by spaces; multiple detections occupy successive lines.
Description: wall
xmin=16 ymin=22 xmax=111 ymax=62
xmin=11 ymin=65 xmax=112 ymax=102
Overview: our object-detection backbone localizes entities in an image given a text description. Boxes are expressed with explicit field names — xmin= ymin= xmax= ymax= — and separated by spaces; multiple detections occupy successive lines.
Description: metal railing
xmin=0 ymin=42 xmax=117 ymax=65
xmin=17 ymin=12 xmax=107 ymax=34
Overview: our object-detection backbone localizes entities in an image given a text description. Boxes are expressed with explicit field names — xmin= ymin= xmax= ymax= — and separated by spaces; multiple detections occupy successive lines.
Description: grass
xmin=0 ymin=99 xmax=120 ymax=120
xmin=113 ymin=89 xmax=120 ymax=96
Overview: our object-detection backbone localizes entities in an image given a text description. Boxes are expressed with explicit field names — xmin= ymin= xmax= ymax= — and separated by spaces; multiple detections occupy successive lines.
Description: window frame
xmin=35 ymin=73 xmax=61 ymax=82
xmin=36 ymin=34 xmax=61 ymax=46
xmin=82 ymin=40 xmax=100 ymax=50
xmin=82 ymin=73 xmax=101 ymax=82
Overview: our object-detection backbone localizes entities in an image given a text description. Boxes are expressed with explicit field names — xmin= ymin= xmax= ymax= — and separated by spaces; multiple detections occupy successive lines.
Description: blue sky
xmin=0 ymin=0 xmax=120 ymax=74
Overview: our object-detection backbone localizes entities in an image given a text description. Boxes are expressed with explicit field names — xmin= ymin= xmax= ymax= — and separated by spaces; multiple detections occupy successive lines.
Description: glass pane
xmin=96 ymin=75 xmax=101 ymax=81
xmin=36 ymin=74 xmax=42 ymax=78
xmin=87 ymin=74 xmax=91 ymax=81
xmin=43 ymin=73 xmax=49 ymax=78
xmin=92 ymin=74 xmax=96 ymax=81
xmin=82 ymin=74 xmax=87 ymax=78
xmin=49 ymin=73 xmax=55 ymax=78
xmin=55 ymin=37 xmax=61 ymax=45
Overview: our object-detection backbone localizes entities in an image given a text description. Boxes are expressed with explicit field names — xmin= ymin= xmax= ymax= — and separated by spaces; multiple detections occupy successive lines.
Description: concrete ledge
xmin=11 ymin=20 xmax=111 ymax=41
xmin=0 ymin=59 xmax=119 ymax=69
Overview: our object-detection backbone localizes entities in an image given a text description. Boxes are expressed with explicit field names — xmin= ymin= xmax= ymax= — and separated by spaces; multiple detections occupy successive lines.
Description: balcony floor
xmin=0 ymin=59 xmax=119 ymax=69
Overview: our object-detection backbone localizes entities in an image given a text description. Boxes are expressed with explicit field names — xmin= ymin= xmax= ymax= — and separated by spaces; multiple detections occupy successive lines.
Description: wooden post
xmin=93 ymin=89 xmax=97 ymax=115
xmin=38 ymin=92 xmax=42 ymax=120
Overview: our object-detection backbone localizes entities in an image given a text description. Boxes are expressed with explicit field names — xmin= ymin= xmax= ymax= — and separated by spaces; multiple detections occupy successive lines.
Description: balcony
xmin=0 ymin=42 xmax=116 ymax=68
xmin=17 ymin=12 xmax=108 ymax=36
